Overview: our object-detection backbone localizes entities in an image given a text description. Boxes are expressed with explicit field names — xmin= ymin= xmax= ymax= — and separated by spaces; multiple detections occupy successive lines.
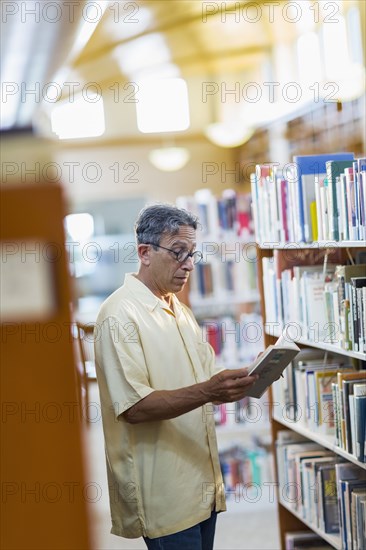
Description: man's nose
xmin=181 ymin=256 xmax=194 ymax=270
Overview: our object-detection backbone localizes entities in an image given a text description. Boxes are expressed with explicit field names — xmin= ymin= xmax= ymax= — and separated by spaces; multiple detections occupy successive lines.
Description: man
xmin=95 ymin=204 xmax=258 ymax=550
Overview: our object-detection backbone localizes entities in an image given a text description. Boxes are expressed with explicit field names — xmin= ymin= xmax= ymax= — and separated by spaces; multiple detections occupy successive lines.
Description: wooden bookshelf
xmin=1 ymin=183 xmax=91 ymax=549
xmin=177 ymin=190 xmax=273 ymax=500
xmin=237 ymin=96 xmax=365 ymax=186
xmin=256 ymin=242 xmax=366 ymax=550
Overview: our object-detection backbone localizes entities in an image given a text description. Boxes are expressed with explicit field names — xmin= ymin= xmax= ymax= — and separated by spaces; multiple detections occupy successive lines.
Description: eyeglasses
xmin=146 ymin=243 xmax=203 ymax=264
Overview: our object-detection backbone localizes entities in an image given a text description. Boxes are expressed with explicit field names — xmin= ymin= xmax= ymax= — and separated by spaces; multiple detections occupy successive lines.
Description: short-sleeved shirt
xmin=94 ymin=273 xmax=226 ymax=539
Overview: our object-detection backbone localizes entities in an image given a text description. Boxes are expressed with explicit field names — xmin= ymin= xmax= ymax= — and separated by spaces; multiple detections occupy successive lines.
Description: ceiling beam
xmin=74 ymin=0 xmax=274 ymax=67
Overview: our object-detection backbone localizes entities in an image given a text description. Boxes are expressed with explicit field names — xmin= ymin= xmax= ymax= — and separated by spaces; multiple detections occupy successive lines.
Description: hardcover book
xmin=247 ymin=334 xmax=300 ymax=398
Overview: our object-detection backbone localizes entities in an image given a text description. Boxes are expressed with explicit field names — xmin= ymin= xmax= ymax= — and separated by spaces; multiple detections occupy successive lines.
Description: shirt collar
xmin=124 ymin=273 xmax=183 ymax=316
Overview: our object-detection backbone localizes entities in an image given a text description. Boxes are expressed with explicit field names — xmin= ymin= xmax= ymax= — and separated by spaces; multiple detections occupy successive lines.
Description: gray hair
xmin=135 ymin=204 xmax=199 ymax=246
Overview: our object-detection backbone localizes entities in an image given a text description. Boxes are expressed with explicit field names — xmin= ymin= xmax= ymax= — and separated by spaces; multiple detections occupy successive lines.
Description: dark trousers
xmin=143 ymin=511 xmax=218 ymax=550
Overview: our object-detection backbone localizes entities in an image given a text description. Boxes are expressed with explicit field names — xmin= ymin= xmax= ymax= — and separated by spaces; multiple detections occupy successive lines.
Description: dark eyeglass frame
xmin=145 ymin=243 xmax=203 ymax=264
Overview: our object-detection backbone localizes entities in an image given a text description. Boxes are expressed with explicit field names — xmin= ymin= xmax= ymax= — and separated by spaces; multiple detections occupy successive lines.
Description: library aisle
xmin=84 ymin=382 xmax=280 ymax=550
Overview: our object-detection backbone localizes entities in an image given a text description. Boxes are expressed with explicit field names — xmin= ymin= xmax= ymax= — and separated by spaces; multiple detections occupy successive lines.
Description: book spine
xmin=359 ymin=171 xmax=366 ymax=240
xmin=356 ymin=286 xmax=364 ymax=353
xmin=321 ymin=466 xmax=339 ymax=533
xmin=340 ymin=173 xmax=349 ymax=241
xmin=297 ymin=169 xmax=307 ymax=242
xmin=314 ymin=176 xmax=323 ymax=241
xmin=332 ymin=382 xmax=340 ymax=447
xmin=351 ymin=281 xmax=359 ymax=352
xmin=326 ymin=163 xmax=339 ymax=241
xmin=345 ymin=168 xmax=357 ymax=240
xmin=320 ymin=181 xmax=329 ymax=241
xmin=353 ymin=161 xmax=360 ymax=241
xmin=354 ymin=394 xmax=366 ymax=462
xmin=250 ymin=173 xmax=260 ymax=242
xmin=363 ymin=286 xmax=366 ymax=353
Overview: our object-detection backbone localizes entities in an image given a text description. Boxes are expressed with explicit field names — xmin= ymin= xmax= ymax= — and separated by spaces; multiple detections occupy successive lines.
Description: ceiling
xmin=1 ymin=0 xmax=364 ymax=144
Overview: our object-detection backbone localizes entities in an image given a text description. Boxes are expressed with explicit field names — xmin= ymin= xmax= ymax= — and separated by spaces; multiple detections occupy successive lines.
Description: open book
xmin=247 ymin=333 xmax=300 ymax=398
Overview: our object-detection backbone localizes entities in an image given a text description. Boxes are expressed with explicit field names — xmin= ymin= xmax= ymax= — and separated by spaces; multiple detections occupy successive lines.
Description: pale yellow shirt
xmin=94 ymin=273 xmax=226 ymax=539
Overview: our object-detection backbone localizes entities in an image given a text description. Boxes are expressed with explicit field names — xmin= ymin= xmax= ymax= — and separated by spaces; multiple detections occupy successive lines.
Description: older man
xmin=95 ymin=204 xmax=258 ymax=550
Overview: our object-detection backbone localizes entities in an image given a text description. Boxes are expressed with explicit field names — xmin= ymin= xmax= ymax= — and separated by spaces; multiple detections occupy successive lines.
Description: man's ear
xmin=137 ymin=243 xmax=151 ymax=266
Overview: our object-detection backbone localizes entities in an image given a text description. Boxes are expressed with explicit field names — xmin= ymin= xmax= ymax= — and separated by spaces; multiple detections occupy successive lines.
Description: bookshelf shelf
xmin=267 ymin=330 xmax=366 ymax=362
xmin=272 ymin=415 xmax=366 ymax=471
xmin=279 ymin=499 xmax=342 ymax=550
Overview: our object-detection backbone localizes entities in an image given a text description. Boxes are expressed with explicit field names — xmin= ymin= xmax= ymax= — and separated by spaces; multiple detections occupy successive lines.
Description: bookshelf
xmin=256 ymin=241 xmax=366 ymax=550
xmin=177 ymin=189 xmax=274 ymax=505
xmin=1 ymin=183 xmax=90 ymax=549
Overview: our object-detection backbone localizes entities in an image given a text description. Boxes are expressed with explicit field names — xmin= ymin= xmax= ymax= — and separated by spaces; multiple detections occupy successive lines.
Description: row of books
xmin=214 ymin=395 xmax=270 ymax=427
xmin=285 ymin=531 xmax=334 ymax=549
xmin=276 ymin=431 xmax=366 ymax=549
xmin=219 ymin=444 xmax=271 ymax=498
xmin=272 ymin=349 xmax=366 ymax=462
xmin=262 ymin=257 xmax=366 ymax=353
xmin=190 ymin=255 xmax=258 ymax=299
xmin=201 ymin=313 xmax=264 ymax=367
xmin=251 ymin=153 xmax=366 ymax=244
xmin=176 ymin=189 xmax=254 ymax=239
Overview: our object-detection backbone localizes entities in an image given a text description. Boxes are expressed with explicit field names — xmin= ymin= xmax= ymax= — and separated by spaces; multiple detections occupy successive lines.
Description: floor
xmin=84 ymin=382 xmax=281 ymax=550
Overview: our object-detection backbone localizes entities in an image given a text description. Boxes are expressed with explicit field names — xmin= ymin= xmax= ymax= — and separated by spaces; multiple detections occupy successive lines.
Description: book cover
xmin=247 ymin=334 xmax=300 ymax=398
xmin=318 ymin=463 xmax=340 ymax=533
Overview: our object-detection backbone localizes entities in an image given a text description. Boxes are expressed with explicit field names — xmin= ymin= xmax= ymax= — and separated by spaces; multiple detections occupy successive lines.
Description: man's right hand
xmin=203 ymin=368 xmax=259 ymax=404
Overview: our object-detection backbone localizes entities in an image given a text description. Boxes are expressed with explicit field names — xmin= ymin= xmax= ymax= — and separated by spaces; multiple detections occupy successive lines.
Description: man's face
xmin=149 ymin=225 xmax=197 ymax=295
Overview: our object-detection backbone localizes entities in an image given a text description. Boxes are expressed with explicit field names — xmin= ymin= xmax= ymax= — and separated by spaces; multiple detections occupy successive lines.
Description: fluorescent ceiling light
xmin=149 ymin=147 xmax=190 ymax=171
xmin=51 ymin=92 xmax=105 ymax=139
xmin=204 ymin=122 xmax=254 ymax=148
xmin=136 ymin=78 xmax=190 ymax=133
